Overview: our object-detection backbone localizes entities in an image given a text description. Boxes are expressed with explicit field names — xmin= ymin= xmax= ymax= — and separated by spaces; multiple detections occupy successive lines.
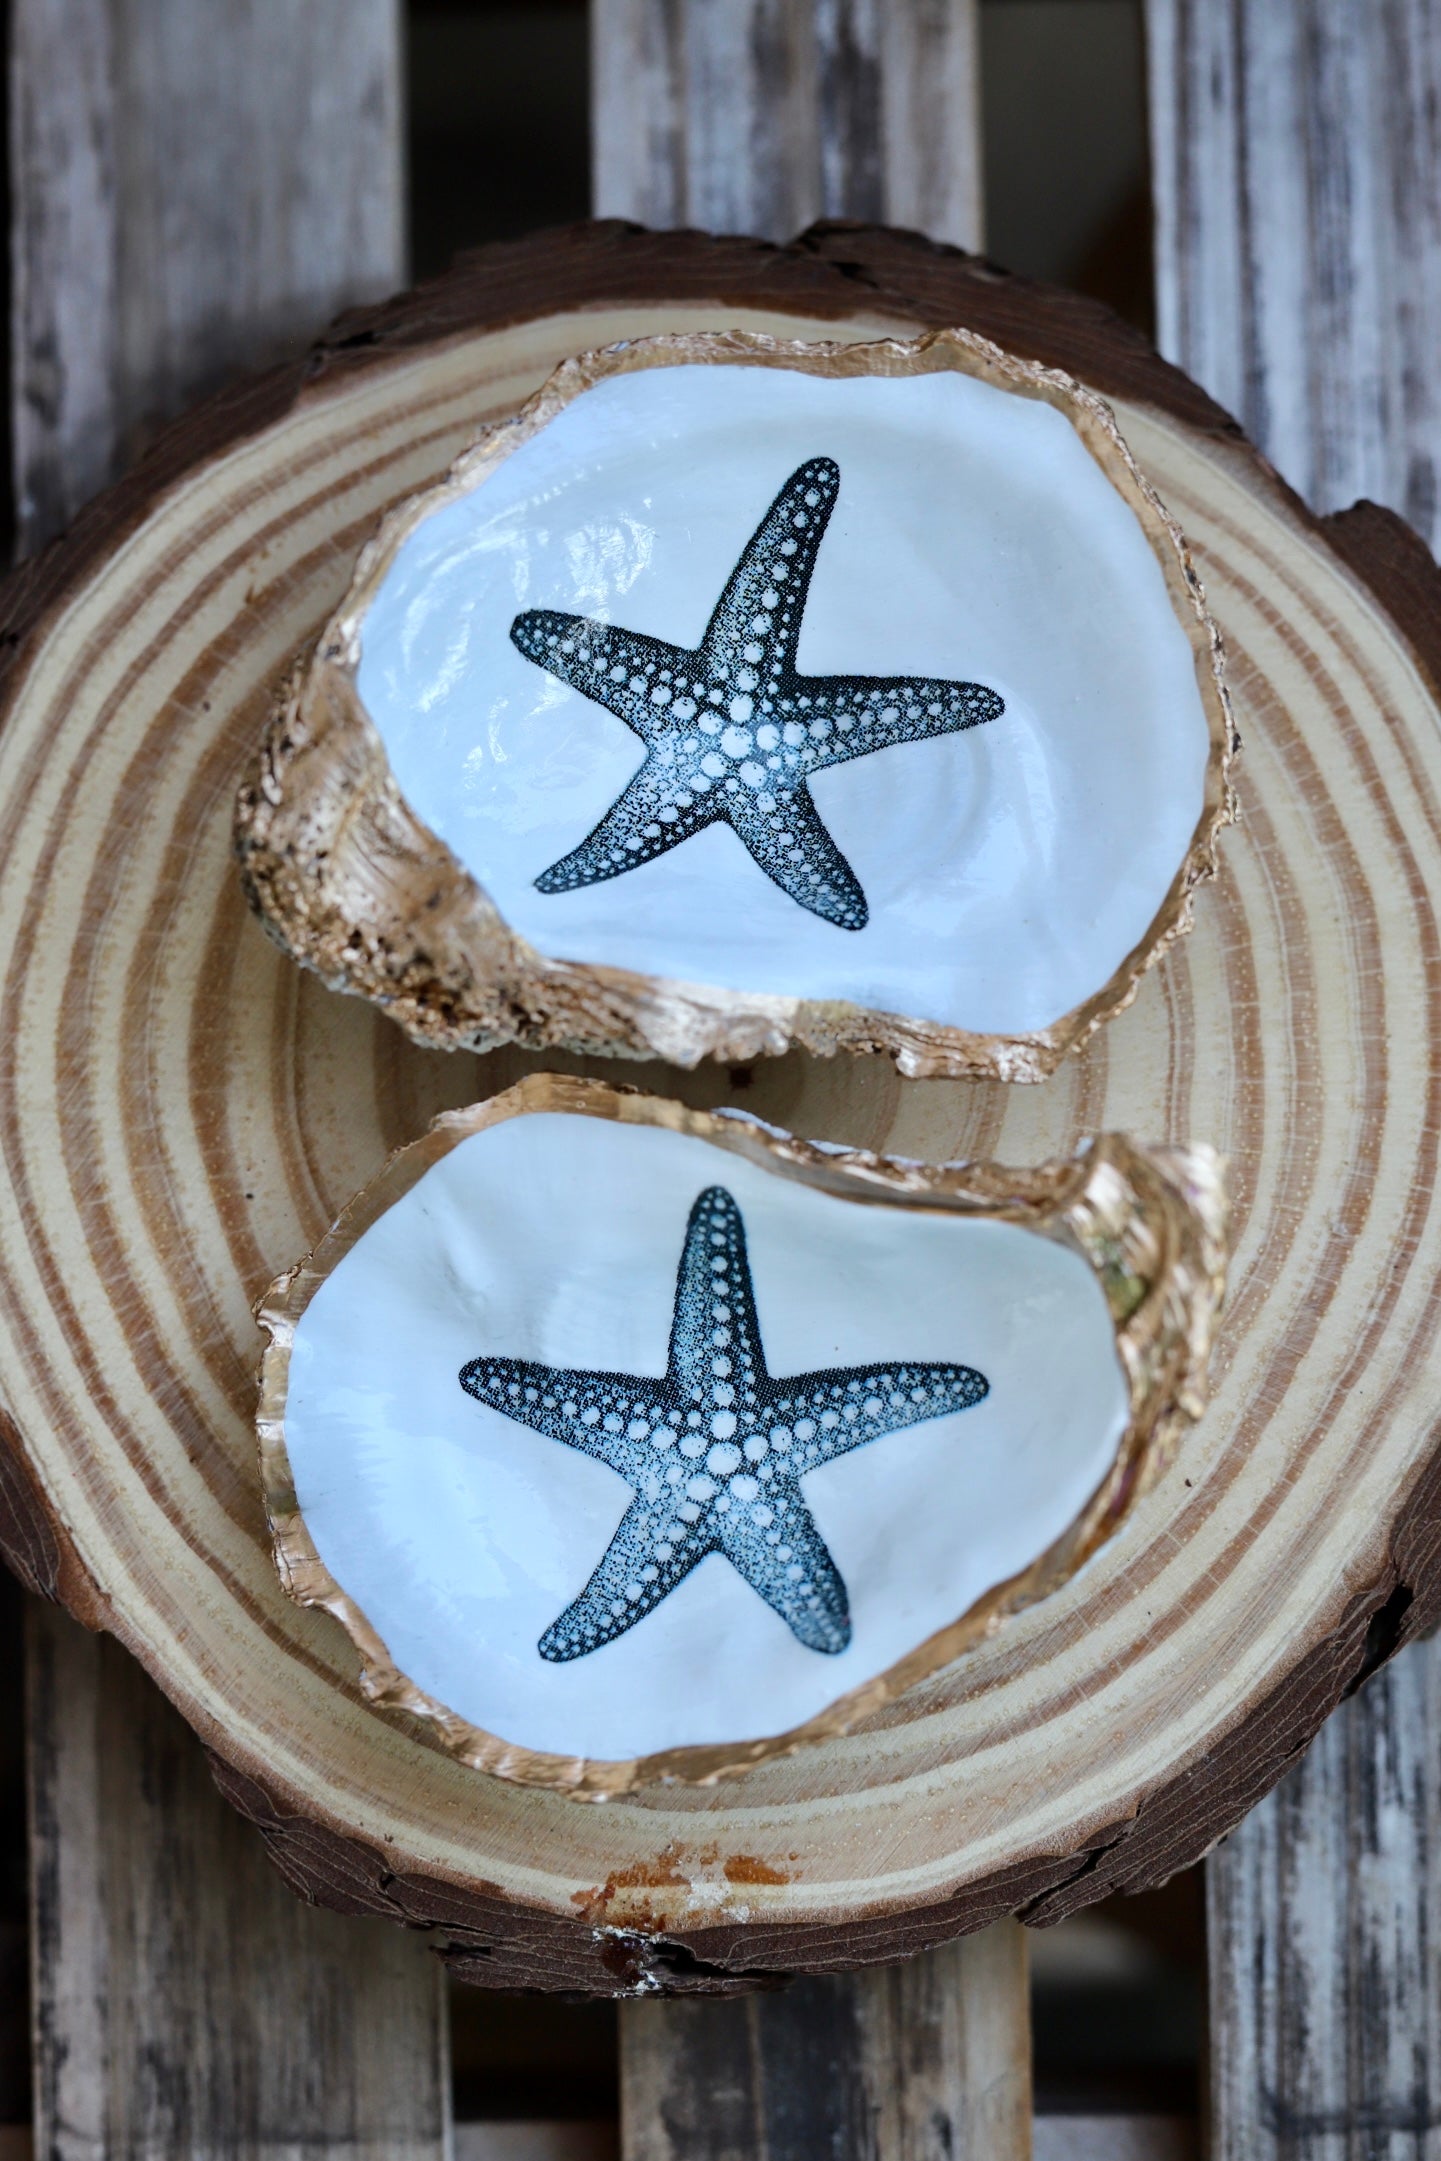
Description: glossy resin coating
xmin=237 ymin=329 xmax=1234 ymax=1077
xmin=256 ymin=1079 xmax=1228 ymax=1793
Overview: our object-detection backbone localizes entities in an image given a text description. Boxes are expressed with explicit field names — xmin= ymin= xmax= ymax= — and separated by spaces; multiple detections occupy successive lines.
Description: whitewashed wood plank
xmin=1149 ymin=0 xmax=1441 ymax=547
xmin=1202 ymin=1648 xmax=1441 ymax=2159
xmin=588 ymin=0 xmax=688 ymax=233
xmin=11 ymin=5 xmax=446 ymax=2155
xmin=1148 ymin=3 xmax=1441 ymax=2152
xmin=619 ymin=1923 xmax=1029 ymax=2160
xmin=13 ymin=0 xmax=405 ymax=551
xmin=28 ymin=1615 xmax=451 ymax=2160
xmin=852 ymin=1924 xmax=1031 ymax=2159
xmin=874 ymin=0 xmax=982 ymax=247
xmin=591 ymin=0 xmax=981 ymax=246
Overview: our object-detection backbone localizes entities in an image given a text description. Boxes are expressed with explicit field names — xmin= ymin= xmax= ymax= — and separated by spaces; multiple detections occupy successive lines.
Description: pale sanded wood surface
xmin=1147 ymin=4 xmax=1441 ymax=2152
xmin=590 ymin=0 xmax=981 ymax=248
xmin=620 ymin=1921 xmax=1029 ymax=2159
xmin=9 ymin=2 xmax=452 ymax=2154
xmin=0 ymin=225 xmax=1439 ymax=1993
xmin=1204 ymin=1651 xmax=1441 ymax=2157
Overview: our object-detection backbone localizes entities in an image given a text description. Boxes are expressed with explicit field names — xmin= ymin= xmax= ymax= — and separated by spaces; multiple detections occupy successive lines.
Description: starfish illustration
xmin=509 ymin=457 xmax=1003 ymax=930
xmin=459 ymin=1186 xmax=988 ymax=1661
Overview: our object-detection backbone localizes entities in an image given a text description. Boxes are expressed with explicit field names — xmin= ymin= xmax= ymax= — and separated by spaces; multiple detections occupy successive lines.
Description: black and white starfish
xmin=509 ymin=457 xmax=1003 ymax=930
xmin=459 ymin=1186 xmax=988 ymax=1661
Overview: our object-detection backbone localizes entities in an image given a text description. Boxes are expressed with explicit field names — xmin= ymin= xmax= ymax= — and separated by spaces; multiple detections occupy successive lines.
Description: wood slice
xmin=2 ymin=223 xmax=1440 ymax=1993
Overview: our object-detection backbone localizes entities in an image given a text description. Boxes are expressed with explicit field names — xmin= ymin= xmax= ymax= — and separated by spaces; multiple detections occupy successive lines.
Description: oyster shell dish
xmin=256 ymin=1076 xmax=1228 ymax=1796
xmin=236 ymin=326 xmax=1235 ymax=1081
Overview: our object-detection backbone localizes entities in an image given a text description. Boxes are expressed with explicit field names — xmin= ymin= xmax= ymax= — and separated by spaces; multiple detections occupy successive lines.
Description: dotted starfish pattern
xmin=458 ymin=1186 xmax=989 ymax=1661
xmin=509 ymin=457 xmax=1004 ymax=930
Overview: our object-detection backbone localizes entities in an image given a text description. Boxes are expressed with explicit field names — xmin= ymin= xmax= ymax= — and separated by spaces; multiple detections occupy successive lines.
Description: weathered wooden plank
xmin=593 ymin=12 xmax=1012 ymax=2146
xmin=1201 ymin=1649 xmax=1441 ymax=2159
xmin=28 ymin=1618 xmax=450 ymax=2159
xmin=1148 ymin=3 xmax=1441 ymax=2153
xmin=590 ymin=0 xmax=981 ymax=247
xmin=10 ymin=3 xmax=445 ymax=2155
xmin=13 ymin=0 xmax=406 ymax=551
xmin=870 ymin=0 xmax=983 ymax=249
xmin=619 ymin=1924 xmax=1029 ymax=2160
xmin=1148 ymin=0 xmax=1441 ymax=550
xmin=852 ymin=1925 xmax=1031 ymax=2160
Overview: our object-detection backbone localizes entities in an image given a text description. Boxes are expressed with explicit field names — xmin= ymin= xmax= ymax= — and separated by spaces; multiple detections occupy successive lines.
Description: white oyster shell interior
xmin=283 ymin=1112 xmax=1129 ymax=1762
xmin=355 ymin=362 xmax=1210 ymax=1036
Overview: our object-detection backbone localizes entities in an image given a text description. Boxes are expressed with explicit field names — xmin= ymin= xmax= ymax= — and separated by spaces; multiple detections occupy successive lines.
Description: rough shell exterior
xmin=234 ymin=326 xmax=1237 ymax=1080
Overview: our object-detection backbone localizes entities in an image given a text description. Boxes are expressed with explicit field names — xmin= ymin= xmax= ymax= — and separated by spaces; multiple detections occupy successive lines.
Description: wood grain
xmin=27 ymin=1615 xmax=449 ymax=2158
xmin=621 ymin=1921 xmax=1028 ymax=2159
xmin=9 ymin=2 xmax=451 ymax=2152
xmin=1147 ymin=4 xmax=1441 ymax=2152
xmin=590 ymin=1 xmax=981 ymax=247
xmin=11 ymin=0 xmax=405 ymax=556
xmin=1205 ymin=1647 xmax=1441 ymax=2157
xmin=2 ymin=223 xmax=1440 ymax=1992
xmin=1148 ymin=0 xmax=1441 ymax=551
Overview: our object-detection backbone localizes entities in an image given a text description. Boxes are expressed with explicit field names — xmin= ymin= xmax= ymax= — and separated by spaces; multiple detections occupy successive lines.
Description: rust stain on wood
xmin=575 ymin=1841 xmax=794 ymax=1927
xmin=722 ymin=1854 xmax=791 ymax=1886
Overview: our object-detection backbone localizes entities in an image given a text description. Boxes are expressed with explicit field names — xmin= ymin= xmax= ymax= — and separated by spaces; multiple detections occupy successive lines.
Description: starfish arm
xmin=538 ymin=1493 xmax=712 ymax=1661
xmin=794 ymin=675 xmax=1004 ymax=770
xmin=723 ymin=1494 xmax=852 ymax=1654
xmin=533 ymin=757 xmax=717 ymax=895
xmin=458 ymin=1355 xmax=680 ymax=1477
xmin=510 ymin=611 xmax=695 ymax=745
xmin=702 ymin=458 xmax=840 ymax=680
xmin=727 ymin=782 xmax=869 ymax=930
xmin=667 ymin=1187 xmax=769 ymax=1399
xmin=767 ymin=1360 xmax=990 ymax=1474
